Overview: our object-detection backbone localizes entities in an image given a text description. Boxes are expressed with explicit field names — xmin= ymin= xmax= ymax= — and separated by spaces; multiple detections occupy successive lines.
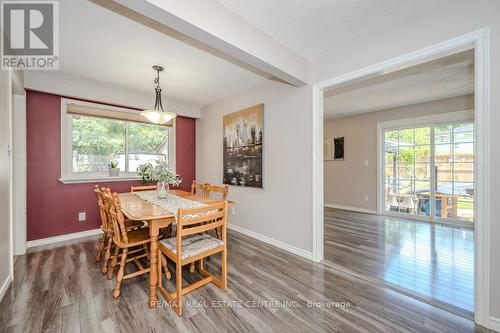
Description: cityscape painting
xmin=223 ymin=104 xmax=263 ymax=188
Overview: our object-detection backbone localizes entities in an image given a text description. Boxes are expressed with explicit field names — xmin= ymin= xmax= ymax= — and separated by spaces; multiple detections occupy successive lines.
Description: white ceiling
xmin=48 ymin=0 xmax=265 ymax=106
xmin=324 ymin=50 xmax=474 ymax=118
xmin=216 ymin=0 xmax=448 ymax=61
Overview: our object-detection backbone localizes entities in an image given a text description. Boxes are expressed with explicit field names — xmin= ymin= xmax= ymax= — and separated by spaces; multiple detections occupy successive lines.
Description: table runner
xmin=134 ymin=190 xmax=208 ymax=221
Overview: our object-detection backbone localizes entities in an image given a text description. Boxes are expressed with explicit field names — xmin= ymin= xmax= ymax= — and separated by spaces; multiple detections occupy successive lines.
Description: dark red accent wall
xmin=175 ymin=116 xmax=196 ymax=192
xmin=26 ymin=91 xmax=196 ymax=241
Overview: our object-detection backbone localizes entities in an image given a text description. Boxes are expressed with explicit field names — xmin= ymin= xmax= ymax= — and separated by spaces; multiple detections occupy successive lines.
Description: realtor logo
xmin=1 ymin=1 xmax=59 ymax=70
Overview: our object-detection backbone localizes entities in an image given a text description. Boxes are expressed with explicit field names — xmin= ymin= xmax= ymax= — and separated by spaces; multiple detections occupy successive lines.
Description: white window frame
xmin=59 ymin=98 xmax=176 ymax=184
xmin=377 ymin=110 xmax=474 ymax=227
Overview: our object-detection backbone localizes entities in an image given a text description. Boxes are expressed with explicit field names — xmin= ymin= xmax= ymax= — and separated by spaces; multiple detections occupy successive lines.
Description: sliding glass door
xmin=383 ymin=121 xmax=474 ymax=223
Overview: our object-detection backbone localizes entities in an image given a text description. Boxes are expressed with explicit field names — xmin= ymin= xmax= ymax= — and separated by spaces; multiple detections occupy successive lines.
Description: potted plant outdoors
xmin=108 ymin=160 xmax=120 ymax=177
xmin=137 ymin=160 xmax=182 ymax=199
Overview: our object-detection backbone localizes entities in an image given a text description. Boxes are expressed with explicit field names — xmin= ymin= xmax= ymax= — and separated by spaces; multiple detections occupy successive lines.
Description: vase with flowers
xmin=137 ymin=160 xmax=182 ymax=199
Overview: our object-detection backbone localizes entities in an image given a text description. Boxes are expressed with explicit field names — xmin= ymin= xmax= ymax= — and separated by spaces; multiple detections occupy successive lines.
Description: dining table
xmin=118 ymin=189 xmax=234 ymax=308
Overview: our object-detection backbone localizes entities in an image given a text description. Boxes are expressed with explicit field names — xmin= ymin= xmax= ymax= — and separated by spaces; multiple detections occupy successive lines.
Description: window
xmin=61 ymin=99 xmax=174 ymax=182
xmin=381 ymin=115 xmax=474 ymax=223
xmin=384 ymin=126 xmax=431 ymax=217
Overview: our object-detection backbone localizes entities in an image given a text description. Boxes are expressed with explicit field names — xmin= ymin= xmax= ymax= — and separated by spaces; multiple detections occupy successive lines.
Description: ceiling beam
xmin=91 ymin=0 xmax=307 ymax=87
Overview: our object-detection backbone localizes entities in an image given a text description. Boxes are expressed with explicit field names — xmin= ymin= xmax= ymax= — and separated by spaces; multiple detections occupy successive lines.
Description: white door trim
xmin=312 ymin=28 xmax=490 ymax=327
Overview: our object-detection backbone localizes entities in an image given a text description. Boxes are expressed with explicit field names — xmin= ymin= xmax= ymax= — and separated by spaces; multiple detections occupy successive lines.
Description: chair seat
xmin=159 ymin=234 xmax=224 ymax=260
xmin=118 ymin=227 xmax=151 ymax=246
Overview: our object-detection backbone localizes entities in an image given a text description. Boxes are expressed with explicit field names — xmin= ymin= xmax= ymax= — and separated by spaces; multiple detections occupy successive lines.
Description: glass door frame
xmin=377 ymin=110 xmax=474 ymax=227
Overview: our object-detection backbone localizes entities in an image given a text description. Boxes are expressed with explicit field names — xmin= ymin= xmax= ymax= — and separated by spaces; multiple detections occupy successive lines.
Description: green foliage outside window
xmin=72 ymin=115 xmax=168 ymax=173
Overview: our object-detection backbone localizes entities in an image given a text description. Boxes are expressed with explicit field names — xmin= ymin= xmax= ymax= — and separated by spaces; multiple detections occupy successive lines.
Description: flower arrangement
xmin=137 ymin=160 xmax=182 ymax=186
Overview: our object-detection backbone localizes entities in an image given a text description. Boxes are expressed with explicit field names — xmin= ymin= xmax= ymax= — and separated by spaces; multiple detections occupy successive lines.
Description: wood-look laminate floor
xmin=0 ymin=230 xmax=487 ymax=333
xmin=324 ymin=208 xmax=474 ymax=317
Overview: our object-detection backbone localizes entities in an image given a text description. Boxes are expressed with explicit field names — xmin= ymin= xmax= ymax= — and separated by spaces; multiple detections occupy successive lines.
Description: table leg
xmin=149 ymin=222 xmax=159 ymax=308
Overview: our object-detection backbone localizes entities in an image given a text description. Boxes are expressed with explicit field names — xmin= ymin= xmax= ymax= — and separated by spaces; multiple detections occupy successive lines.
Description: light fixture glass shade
xmin=140 ymin=109 xmax=177 ymax=124
xmin=142 ymin=65 xmax=177 ymax=124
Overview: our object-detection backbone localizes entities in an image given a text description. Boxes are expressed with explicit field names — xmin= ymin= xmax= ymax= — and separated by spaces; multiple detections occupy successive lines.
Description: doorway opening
xmin=312 ymin=29 xmax=490 ymax=326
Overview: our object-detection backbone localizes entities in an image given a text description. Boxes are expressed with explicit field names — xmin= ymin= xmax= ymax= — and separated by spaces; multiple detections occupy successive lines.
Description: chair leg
xmin=189 ymin=262 xmax=195 ymax=273
xmin=142 ymin=244 xmax=150 ymax=261
xmin=95 ymin=233 xmax=105 ymax=262
xmin=161 ymin=254 xmax=171 ymax=280
xmin=221 ymin=250 xmax=227 ymax=291
xmin=175 ymin=261 xmax=183 ymax=315
xmin=113 ymin=248 xmax=128 ymax=298
xmin=108 ymin=245 xmax=119 ymax=280
xmin=102 ymin=235 xmax=113 ymax=274
xmin=157 ymin=250 xmax=163 ymax=290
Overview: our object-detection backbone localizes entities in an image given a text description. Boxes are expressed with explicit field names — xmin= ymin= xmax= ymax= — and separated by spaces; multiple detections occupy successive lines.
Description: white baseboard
xmin=228 ymin=224 xmax=313 ymax=261
xmin=27 ymin=228 xmax=102 ymax=248
xmin=324 ymin=203 xmax=378 ymax=215
xmin=0 ymin=272 xmax=13 ymax=304
xmin=490 ymin=317 xmax=500 ymax=332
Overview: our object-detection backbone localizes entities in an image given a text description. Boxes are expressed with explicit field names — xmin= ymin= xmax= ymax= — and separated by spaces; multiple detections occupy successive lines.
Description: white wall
xmin=0 ymin=68 xmax=13 ymax=302
xmin=13 ymin=94 xmax=26 ymax=255
xmin=324 ymin=95 xmax=474 ymax=211
xmin=197 ymin=80 xmax=313 ymax=257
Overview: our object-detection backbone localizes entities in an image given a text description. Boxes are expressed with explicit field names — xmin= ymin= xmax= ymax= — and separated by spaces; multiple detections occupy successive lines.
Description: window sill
xmin=59 ymin=175 xmax=142 ymax=184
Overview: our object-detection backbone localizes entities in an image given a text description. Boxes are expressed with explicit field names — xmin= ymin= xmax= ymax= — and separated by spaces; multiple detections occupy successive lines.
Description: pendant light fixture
xmin=141 ymin=65 xmax=177 ymax=124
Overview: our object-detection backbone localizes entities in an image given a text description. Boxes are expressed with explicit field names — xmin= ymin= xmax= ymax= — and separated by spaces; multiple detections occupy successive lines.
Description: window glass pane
xmin=452 ymin=143 xmax=473 ymax=162
xmin=457 ymin=200 xmax=474 ymax=221
xmin=434 ymin=121 xmax=474 ymax=222
xmin=435 ymin=124 xmax=452 ymax=145
xmin=414 ymin=181 xmax=430 ymax=216
xmin=385 ymin=130 xmax=399 ymax=141
xmin=398 ymin=128 xmax=414 ymax=146
xmin=454 ymin=182 xmax=474 ymax=199
xmin=414 ymin=145 xmax=431 ymax=162
xmin=397 ymin=146 xmax=414 ymax=179
xmin=414 ymin=127 xmax=430 ymax=145
xmin=72 ymin=115 xmax=125 ymax=172
xmin=414 ymin=162 xmax=430 ymax=180
xmin=453 ymin=131 xmax=473 ymax=143
xmin=435 ymin=162 xmax=452 ymax=181
xmin=398 ymin=180 xmax=412 ymax=196
xmin=453 ymin=162 xmax=474 ymax=182
xmin=453 ymin=122 xmax=474 ymax=133
xmin=436 ymin=182 xmax=453 ymax=196
xmin=435 ymin=143 xmax=451 ymax=162
xmin=128 ymin=122 xmax=169 ymax=172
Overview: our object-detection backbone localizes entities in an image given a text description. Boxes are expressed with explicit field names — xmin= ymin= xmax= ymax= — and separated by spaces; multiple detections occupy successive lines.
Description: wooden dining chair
xmin=191 ymin=181 xmax=208 ymax=198
xmin=205 ymin=184 xmax=229 ymax=239
xmin=94 ymin=186 xmax=144 ymax=275
xmin=131 ymin=185 xmax=158 ymax=192
xmin=206 ymin=184 xmax=229 ymax=200
xmin=105 ymin=191 xmax=160 ymax=298
xmin=157 ymin=201 xmax=228 ymax=316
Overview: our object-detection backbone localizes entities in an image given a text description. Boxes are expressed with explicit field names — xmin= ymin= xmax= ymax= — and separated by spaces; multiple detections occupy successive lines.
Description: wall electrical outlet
xmin=78 ymin=212 xmax=86 ymax=221
xmin=364 ymin=195 xmax=369 ymax=202
xmin=364 ymin=160 xmax=369 ymax=166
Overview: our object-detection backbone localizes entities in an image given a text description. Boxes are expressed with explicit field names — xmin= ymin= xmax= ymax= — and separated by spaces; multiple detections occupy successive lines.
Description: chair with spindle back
xmin=131 ymin=185 xmax=158 ymax=192
xmin=206 ymin=184 xmax=229 ymax=200
xmin=205 ymin=184 xmax=229 ymax=239
xmin=105 ymin=191 xmax=160 ymax=298
xmin=157 ymin=201 xmax=228 ymax=316
xmin=191 ymin=181 xmax=208 ymax=198
xmin=94 ymin=186 xmax=144 ymax=275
